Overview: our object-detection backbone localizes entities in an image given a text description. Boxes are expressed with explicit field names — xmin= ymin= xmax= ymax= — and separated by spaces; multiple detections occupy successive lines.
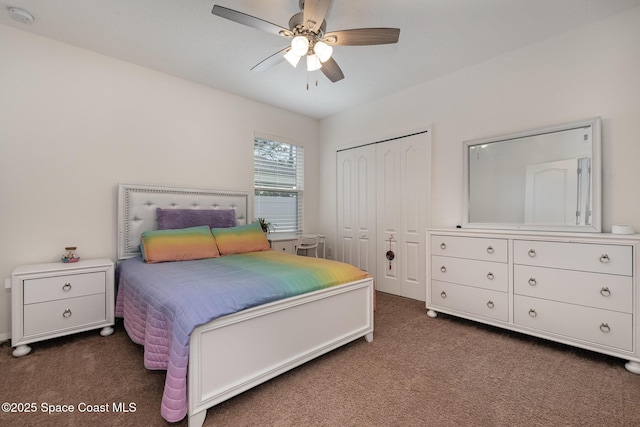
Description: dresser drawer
xmin=431 ymin=280 xmax=508 ymax=322
xmin=23 ymin=294 xmax=106 ymax=337
xmin=514 ymin=240 xmax=632 ymax=276
xmin=24 ymin=271 xmax=106 ymax=304
xmin=514 ymin=265 xmax=633 ymax=313
xmin=514 ymin=295 xmax=632 ymax=351
xmin=432 ymin=255 xmax=508 ymax=292
xmin=431 ymin=235 xmax=508 ymax=263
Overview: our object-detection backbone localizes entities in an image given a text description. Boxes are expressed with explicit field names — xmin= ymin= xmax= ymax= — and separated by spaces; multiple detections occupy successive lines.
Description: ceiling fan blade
xmin=323 ymin=28 xmax=400 ymax=46
xmin=320 ymin=57 xmax=344 ymax=82
xmin=212 ymin=5 xmax=292 ymax=37
xmin=303 ymin=0 xmax=332 ymax=32
xmin=250 ymin=47 xmax=289 ymax=72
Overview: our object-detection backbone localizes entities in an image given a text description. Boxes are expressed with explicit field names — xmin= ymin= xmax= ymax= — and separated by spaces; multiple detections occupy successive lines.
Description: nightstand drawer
xmin=23 ymin=294 xmax=106 ymax=337
xmin=24 ymin=271 xmax=106 ymax=304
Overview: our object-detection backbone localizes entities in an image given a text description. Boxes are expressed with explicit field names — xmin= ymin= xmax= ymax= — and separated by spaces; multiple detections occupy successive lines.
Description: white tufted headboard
xmin=117 ymin=183 xmax=250 ymax=260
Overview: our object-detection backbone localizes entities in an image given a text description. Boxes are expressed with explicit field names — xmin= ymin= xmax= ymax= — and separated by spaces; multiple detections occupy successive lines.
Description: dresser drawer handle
xmin=62 ymin=309 xmax=72 ymax=318
xmin=528 ymin=249 xmax=536 ymax=257
xmin=487 ymin=272 xmax=494 ymax=280
xmin=486 ymin=246 xmax=494 ymax=254
xmin=440 ymin=266 xmax=447 ymax=273
xmin=528 ymin=309 xmax=537 ymax=317
xmin=599 ymin=254 xmax=610 ymax=264
xmin=440 ymin=291 xmax=447 ymax=299
xmin=62 ymin=282 xmax=72 ymax=291
xmin=486 ymin=300 xmax=494 ymax=309
xmin=528 ymin=277 xmax=537 ymax=286
xmin=440 ymin=242 xmax=446 ymax=250
xmin=600 ymin=323 xmax=611 ymax=333
xmin=600 ymin=287 xmax=611 ymax=297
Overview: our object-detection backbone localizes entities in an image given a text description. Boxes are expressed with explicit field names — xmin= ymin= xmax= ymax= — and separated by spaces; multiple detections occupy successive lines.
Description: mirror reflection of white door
xmin=524 ymin=159 xmax=579 ymax=225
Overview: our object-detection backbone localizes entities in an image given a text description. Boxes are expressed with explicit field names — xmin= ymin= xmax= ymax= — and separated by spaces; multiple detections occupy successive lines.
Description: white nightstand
xmin=11 ymin=258 xmax=115 ymax=357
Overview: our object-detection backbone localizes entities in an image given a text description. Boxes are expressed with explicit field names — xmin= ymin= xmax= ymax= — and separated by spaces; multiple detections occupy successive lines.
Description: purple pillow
xmin=156 ymin=208 xmax=237 ymax=230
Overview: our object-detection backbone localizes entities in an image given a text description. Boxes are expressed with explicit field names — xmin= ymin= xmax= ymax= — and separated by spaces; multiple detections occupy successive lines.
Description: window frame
xmin=253 ymin=133 xmax=304 ymax=235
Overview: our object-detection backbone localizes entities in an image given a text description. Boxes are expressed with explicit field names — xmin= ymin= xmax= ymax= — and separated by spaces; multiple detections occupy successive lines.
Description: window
xmin=254 ymin=135 xmax=304 ymax=234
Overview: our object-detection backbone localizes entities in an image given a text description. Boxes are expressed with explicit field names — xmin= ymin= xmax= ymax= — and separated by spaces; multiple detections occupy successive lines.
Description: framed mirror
xmin=463 ymin=117 xmax=601 ymax=232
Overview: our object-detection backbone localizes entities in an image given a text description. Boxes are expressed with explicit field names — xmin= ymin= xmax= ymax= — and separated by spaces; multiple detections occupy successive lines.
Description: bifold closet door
xmin=336 ymin=145 xmax=377 ymax=276
xmin=375 ymin=133 xmax=428 ymax=301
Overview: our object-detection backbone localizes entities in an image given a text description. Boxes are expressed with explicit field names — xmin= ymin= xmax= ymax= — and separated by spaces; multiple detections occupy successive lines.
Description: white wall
xmin=0 ymin=25 xmax=320 ymax=338
xmin=318 ymin=8 xmax=640 ymax=257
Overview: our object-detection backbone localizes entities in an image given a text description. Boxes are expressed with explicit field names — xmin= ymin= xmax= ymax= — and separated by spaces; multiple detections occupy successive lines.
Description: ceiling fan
xmin=211 ymin=0 xmax=400 ymax=83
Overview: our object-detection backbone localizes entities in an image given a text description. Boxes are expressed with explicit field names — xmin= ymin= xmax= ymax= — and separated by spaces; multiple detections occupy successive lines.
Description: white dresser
xmin=427 ymin=229 xmax=640 ymax=373
xmin=11 ymin=258 xmax=115 ymax=357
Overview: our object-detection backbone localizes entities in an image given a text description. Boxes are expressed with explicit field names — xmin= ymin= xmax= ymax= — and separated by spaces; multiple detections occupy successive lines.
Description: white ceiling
xmin=2 ymin=0 xmax=639 ymax=119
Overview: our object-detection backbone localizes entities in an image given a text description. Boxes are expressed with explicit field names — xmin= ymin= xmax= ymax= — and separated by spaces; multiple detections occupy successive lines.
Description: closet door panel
xmin=336 ymin=146 xmax=376 ymax=275
xmin=400 ymin=135 xmax=428 ymax=301
xmin=376 ymin=142 xmax=402 ymax=295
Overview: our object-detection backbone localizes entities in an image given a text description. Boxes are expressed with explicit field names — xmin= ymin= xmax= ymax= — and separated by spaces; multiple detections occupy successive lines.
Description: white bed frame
xmin=117 ymin=183 xmax=374 ymax=427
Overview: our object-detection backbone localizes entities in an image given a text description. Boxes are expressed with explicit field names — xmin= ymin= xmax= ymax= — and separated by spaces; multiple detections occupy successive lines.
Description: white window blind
xmin=254 ymin=136 xmax=304 ymax=234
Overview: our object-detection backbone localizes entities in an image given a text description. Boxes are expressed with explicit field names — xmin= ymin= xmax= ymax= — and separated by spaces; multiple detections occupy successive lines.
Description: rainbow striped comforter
xmin=115 ymin=250 xmax=371 ymax=423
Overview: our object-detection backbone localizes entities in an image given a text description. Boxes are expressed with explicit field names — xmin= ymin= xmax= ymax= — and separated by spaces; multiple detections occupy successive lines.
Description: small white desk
xmin=268 ymin=234 xmax=326 ymax=258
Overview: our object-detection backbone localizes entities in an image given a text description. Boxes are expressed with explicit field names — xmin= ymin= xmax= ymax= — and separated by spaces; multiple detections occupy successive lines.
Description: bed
xmin=115 ymin=183 xmax=375 ymax=427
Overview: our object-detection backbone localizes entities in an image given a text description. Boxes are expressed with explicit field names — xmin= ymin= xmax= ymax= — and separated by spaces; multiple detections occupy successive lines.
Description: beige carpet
xmin=2 ymin=292 xmax=639 ymax=427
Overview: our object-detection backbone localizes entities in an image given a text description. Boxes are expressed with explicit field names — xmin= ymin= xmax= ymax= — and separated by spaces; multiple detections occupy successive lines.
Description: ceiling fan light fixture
xmin=284 ymin=49 xmax=301 ymax=67
xmin=291 ymin=36 xmax=309 ymax=56
xmin=306 ymin=54 xmax=322 ymax=71
xmin=313 ymin=41 xmax=333 ymax=62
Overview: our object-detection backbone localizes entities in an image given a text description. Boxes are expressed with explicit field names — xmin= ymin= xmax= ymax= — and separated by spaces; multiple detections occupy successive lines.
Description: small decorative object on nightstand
xmin=11 ymin=258 xmax=115 ymax=357
xmin=61 ymin=246 xmax=80 ymax=263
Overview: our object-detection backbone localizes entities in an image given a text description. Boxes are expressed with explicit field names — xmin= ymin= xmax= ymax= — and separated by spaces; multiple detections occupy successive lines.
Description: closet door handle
xmin=600 ymin=254 xmax=610 ymax=264
xmin=600 ymin=287 xmax=611 ymax=297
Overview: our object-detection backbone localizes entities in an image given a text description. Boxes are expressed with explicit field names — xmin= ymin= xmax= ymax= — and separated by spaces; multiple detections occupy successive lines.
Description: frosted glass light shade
xmin=306 ymin=54 xmax=322 ymax=71
xmin=291 ymin=36 xmax=310 ymax=56
xmin=284 ymin=50 xmax=301 ymax=67
xmin=313 ymin=41 xmax=333 ymax=62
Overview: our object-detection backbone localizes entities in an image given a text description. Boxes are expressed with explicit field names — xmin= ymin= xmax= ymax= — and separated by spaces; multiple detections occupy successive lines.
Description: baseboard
xmin=0 ymin=331 xmax=11 ymax=343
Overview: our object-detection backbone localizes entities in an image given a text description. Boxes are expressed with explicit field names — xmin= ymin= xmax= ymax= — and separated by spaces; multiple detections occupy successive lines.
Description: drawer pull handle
xmin=62 ymin=282 xmax=72 ymax=291
xmin=487 ymin=272 xmax=494 ymax=280
xmin=440 ymin=291 xmax=447 ymax=299
xmin=486 ymin=300 xmax=494 ymax=309
xmin=62 ymin=309 xmax=72 ymax=318
xmin=600 ymin=323 xmax=611 ymax=333
xmin=600 ymin=287 xmax=611 ymax=297
xmin=440 ymin=266 xmax=447 ymax=273
xmin=440 ymin=242 xmax=446 ymax=250
xmin=528 ymin=277 xmax=537 ymax=286
xmin=528 ymin=309 xmax=537 ymax=318
xmin=486 ymin=246 xmax=494 ymax=254
xmin=528 ymin=249 xmax=536 ymax=257
xmin=600 ymin=254 xmax=610 ymax=264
